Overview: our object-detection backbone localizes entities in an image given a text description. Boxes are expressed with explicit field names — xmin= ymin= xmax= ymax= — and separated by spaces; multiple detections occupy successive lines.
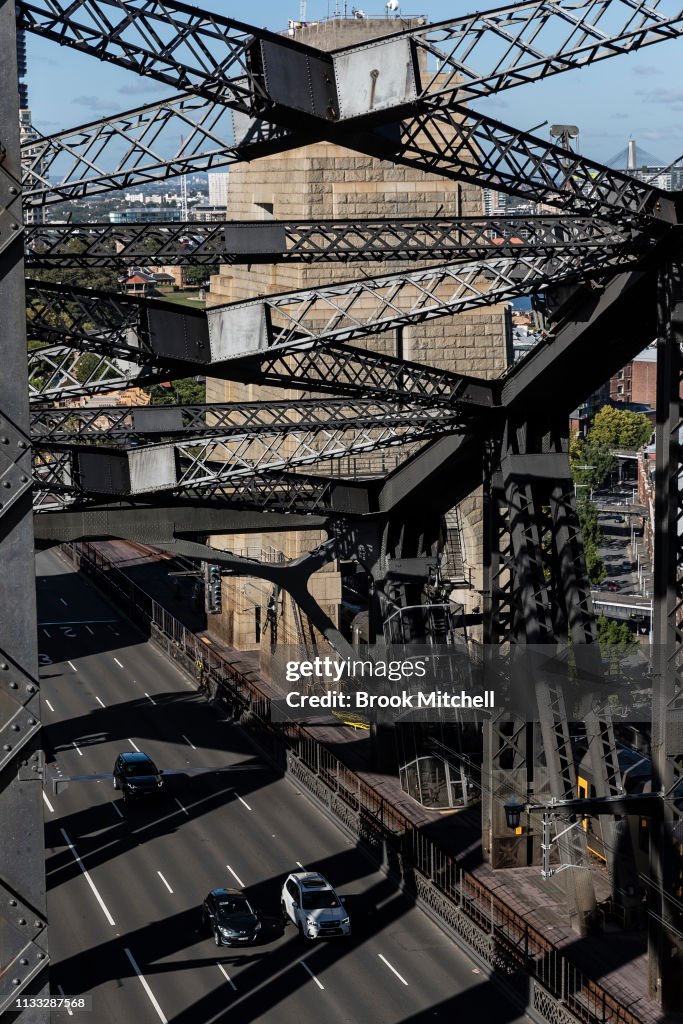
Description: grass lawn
xmin=159 ymin=291 xmax=205 ymax=309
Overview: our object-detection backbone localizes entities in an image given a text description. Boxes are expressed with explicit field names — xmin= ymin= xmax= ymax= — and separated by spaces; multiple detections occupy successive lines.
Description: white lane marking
xmin=234 ymin=792 xmax=252 ymax=812
xmin=124 ymin=949 xmax=167 ymax=1024
xmin=45 ymin=699 xmax=55 ymax=713
xmin=42 ymin=790 xmax=55 ymax=814
xmin=226 ymin=864 xmax=244 ymax=888
xmin=95 ymin=696 xmax=106 ymax=708
xmin=114 ymin=657 xmax=124 ymax=668
xmin=43 ymin=629 xmax=51 ymax=638
xmin=60 ymin=829 xmax=115 ymax=926
xmin=85 ymin=625 xmax=94 ymax=636
xmin=38 ymin=619 xmax=116 ymax=626
xmin=144 ymin=692 xmax=157 ymax=705
xmin=67 ymin=661 xmax=77 ymax=673
xmin=157 ymin=871 xmax=174 ymax=894
xmin=181 ymin=734 xmax=196 ymax=750
xmin=174 ymin=797 xmax=189 ymax=816
xmin=59 ymin=598 xmax=68 ymax=606
xmin=111 ymin=801 xmax=124 ymax=819
xmin=128 ymin=739 xmax=141 ymax=752
xmin=56 ymin=984 xmax=74 ymax=1017
xmin=217 ymin=963 xmax=237 ymax=992
xmin=299 ymin=960 xmax=324 ymax=990
xmin=378 ymin=953 xmax=409 ymax=986
xmin=296 ymin=861 xmax=306 ymax=871
xmin=73 ymin=742 xmax=83 ymax=757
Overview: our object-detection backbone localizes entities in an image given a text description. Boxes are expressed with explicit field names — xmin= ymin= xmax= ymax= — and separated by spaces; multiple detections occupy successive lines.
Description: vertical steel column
xmin=649 ymin=262 xmax=683 ymax=1010
xmin=548 ymin=438 xmax=640 ymax=914
xmin=0 ymin=0 xmax=49 ymax=1016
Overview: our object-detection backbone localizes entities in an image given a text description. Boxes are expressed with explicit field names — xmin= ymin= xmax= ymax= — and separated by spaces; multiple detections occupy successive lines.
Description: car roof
xmin=119 ymin=751 xmax=154 ymax=763
xmin=208 ymin=888 xmax=244 ymax=899
xmin=290 ymin=872 xmax=332 ymax=889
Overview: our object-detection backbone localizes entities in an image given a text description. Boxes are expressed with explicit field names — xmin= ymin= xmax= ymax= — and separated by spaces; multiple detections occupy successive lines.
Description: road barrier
xmin=61 ymin=540 xmax=647 ymax=1024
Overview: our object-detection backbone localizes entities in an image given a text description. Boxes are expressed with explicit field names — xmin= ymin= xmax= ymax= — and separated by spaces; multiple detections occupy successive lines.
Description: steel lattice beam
xmin=328 ymin=0 xmax=683 ymax=114
xmin=29 ymin=398 xmax=470 ymax=443
xmin=0 ymin=2 xmax=49 ymax=1017
xmin=24 ymin=215 xmax=633 ymax=267
xmin=21 ymin=93 xmax=292 ymax=207
xmin=32 ymin=410 xmax=448 ymax=507
xmin=18 ymin=0 xmax=677 ymax=227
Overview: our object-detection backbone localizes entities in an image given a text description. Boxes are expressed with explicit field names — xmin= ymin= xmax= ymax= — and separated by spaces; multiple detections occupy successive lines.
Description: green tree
xmin=146 ymin=377 xmax=205 ymax=406
xmin=185 ymin=265 xmax=216 ymax=287
xmin=587 ymin=406 xmax=653 ymax=449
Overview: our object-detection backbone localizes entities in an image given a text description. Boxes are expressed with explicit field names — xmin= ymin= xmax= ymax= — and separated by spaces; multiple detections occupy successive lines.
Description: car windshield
xmin=125 ymin=763 xmax=156 ymax=777
xmin=217 ymin=897 xmax=252 ymax=914
xmin=301 ymin=891 xmax=340 ymax=910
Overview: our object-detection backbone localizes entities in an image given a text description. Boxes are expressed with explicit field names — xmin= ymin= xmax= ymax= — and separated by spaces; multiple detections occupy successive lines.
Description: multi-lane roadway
xmin=38 ymin=546 xmax=529 ymax=1024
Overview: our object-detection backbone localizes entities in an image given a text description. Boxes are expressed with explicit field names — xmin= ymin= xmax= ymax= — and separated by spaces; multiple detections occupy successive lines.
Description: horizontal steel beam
xmin=29 ymin=398 xmax=470 ymax=443
xmin=24 ymin=215 xmax=633 ymax=266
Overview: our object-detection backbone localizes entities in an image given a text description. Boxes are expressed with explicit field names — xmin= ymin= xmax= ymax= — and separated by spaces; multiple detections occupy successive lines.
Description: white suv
xmin=281 ymin=872 xmax=351 ymax=940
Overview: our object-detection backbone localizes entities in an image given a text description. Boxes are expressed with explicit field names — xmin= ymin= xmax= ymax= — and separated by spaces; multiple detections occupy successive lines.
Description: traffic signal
xmin=204 ymin=563 xmax=222 ymax=615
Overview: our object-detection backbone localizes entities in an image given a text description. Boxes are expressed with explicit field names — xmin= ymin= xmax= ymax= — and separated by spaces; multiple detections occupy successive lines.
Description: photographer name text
xmin=285 ymin=690 xmax=497 ymax=710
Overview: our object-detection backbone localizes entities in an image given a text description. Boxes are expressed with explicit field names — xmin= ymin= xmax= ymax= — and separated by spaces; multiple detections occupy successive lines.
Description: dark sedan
xmin=202 ymin=889 xmax=262 ymax=946
xmin=113 ymin=751 xmax=164 ymax=801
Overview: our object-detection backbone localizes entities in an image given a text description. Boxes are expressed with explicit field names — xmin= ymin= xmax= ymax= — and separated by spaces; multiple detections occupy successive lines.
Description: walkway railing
xmin=61 ymin=540 xmax=647 ymax=1024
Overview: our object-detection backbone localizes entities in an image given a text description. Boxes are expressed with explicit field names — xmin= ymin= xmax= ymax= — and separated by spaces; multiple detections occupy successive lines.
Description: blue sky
xmin=23 ymin=0 xmax=683 ymax=166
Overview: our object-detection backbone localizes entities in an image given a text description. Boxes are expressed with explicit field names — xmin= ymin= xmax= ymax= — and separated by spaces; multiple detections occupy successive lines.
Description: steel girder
xmin=329 ymin=0 xmax=683 ymax=113
xmin=34 ymin=468 xmax=373 ymax=517
xmin=20 ymin=93 xmax=291 ymax=207
xmin=31 ymin=411 xmax=450 ymax=508
xmin=17 ymin=0 xmax=677 ymax=226
xmin=29 ymin=398 xmax=470 ymax=444
xmin=24 ymin=215 xmax=633 ymax=267
xmin=0 ymin=2 xmax=49 ymax=1017
xmin=18 ymin=0 xmax=683 ymax=144
xmin=649 ymin=262 xmax=683 ymax=1009
xmin=27 ymin=249 xmax=625 ymax=349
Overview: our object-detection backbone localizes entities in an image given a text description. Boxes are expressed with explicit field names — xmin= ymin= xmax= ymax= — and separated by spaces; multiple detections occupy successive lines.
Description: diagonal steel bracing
xmin=31 ymin=409 xmax=452 ymax=508
xmin=24 ymin=215 xmax=633 ymax=267
xmin=0 ymin=2 xmax=49 ymax=1017
xmin=29 ymin=398 xmax=469 ymax=444
xmin=21 ymin=94 xmax=291 ymax=207
xmin=328 ymin=0 xmax=683 ymax=113
xmin=18 ymin=0 xmax=678 ymax=227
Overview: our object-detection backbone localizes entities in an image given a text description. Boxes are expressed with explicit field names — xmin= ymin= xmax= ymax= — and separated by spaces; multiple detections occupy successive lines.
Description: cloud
xmin=633 ymin=65 xmax=662 ymax=77
xmin=118 ymin=81 xmax=168 ymax=96
xmin=71 ymin=95 xmax=115 ymax=111
xmin=634 ymin=87 xmax=683 ymax=106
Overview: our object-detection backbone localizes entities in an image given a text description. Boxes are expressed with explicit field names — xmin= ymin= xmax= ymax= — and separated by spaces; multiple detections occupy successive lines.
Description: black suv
xmin=113 ymin=752 xmax=164 ymax=800
xmin=202 ymin=889 xmax=262 ymax=946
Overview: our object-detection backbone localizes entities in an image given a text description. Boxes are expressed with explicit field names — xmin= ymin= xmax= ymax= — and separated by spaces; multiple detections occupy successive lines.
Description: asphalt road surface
xmin=37 ymin=547 xmax=530 ymax=1024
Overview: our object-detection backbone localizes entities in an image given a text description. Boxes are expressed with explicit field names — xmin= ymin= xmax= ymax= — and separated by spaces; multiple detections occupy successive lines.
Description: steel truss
xmin=20 ymin=93 xmax=291 ymax=207
xmin=20 ymin=0 xmax=683 ymax=115
xmin=25 ymin=247 xmax=635 ymax=362
xmin=0 ymin=2 xmax=48 ymax=1018
xmin=649 ymin=262 xmax=683 ymax=1006
xmin=24 ymin=215 xmax=632 ymax=267
xmin=32 ymin=410 xmax=449 ymax=508
xmin=18 ymin=0 xmax=676 ymax=226
xmin=29 ymin=398 xmax=467 ymax=444
xmin=7 ymin=0 xmax=683 ymax=1011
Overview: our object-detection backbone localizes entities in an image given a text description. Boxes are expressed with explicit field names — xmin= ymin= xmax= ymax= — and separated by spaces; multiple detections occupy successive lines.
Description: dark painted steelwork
xmin=0 ymin=1 xmax=48 ymax=1016
xmin=24 ymin=215 xmax=633 ymax=266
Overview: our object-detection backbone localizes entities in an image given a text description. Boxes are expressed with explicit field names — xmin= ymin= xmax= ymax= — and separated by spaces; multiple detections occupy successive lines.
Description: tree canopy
xmin=587 ymin=406 xmax=653 ymax=449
